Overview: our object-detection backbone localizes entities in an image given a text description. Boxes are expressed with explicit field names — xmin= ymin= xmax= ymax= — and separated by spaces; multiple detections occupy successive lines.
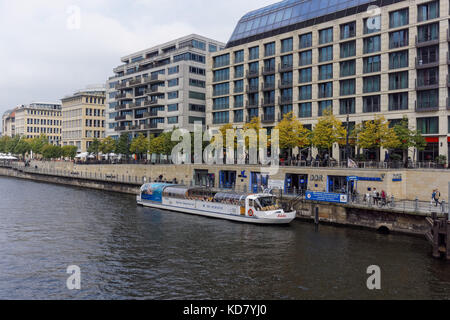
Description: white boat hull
xmin=137 ymin=196 xmax=296 ymax=225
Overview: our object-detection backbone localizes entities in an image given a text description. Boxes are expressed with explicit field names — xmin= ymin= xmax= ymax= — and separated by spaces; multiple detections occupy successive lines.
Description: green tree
xmin=42 ymin=145 xmax=62 ymax=160
xmin=6 ymin=136 xmax=20 ymax=154
xmin=0 ymin=136 xmax=12 ymax=153
xmin=393 ymin=117 xmax=427 ymax=165
xmin=29 ymin=134 xmax=49 ymax=156
xmin=87 ymin=138 xmax=101 ymax=157
xmin=14 ymin=138 xmax=31 ymax=159
xmin=310 ymin=110 xmax=347 ymax=156
xmin=116 ymin=133 xmax=131 ymax=158
xmin=275 ymin=112 xmax=310 ymax=158
xmin=61 ymin=145 xmax=78 ymax=160
xmin=99 ymin=137 xmax=117 ymax=155
xmin=130 ymin=134 xmax=149 ymax=159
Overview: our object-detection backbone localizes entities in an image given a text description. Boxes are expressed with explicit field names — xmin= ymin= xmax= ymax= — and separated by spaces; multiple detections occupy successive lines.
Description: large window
xmin=340 ymin=60 xmax=355 ymax=77
xmin=389 ymin=71 xmax=408 ymax=90
xmin=417 ymin=45 xmax=439 ymax=64
xmin=214 ymin=54 xmax=230 ymax=68
xmin=299 ymin=68 xmax=312 ymax=83
xmin=340 ymin=21 xmax=356 ymax=40
xmin=418 ymin=1 xmax=439 ymax=22
xmin=389 ymin=29 xmax=409 ymax=48
xmin=281 ymin=37 xmax=293 ymax=53
xmin=389 ymin=92 xmax=409 ymax=110
xmin=318 ymin=64 xmax=333 ymax=80
xmin=340 ymin=41 xmax=356 ymax=58
xmin=264 ymin=42 xmax=276 ymax=57
xmin=213 ymin=97 xmax=229 ymax=110
xmin=417 ymin=117 xmax=439 ymax=134
xmin=319 ymin=46 xmax=333 ymax=62
xmin=417 ymin=67 xmax=439 ymax=87
xmin=299 ymin=85 xmax=312 ymax=101
xmin=299 ymin=33 xmax=312 ymax=49
xmin=213 ymin=68 xmax=230 ymax=82
xmin=390 ymin=8 xmax=409 ymax=28
xmin=299 ymin=50 xmax=312 ymax=66
xmin=364 ymin=15 xmax=381 ymax=34
xmin=363 ymin=75 xmax=381 ymax=93
xmin=213 ymin=83 xmax=229 ymax=96
xmin=363 ymin=95 xmax=381 ymax=113
xmin=340 ymin=79 xmax=355 ymax=96
xmin=389 ymin=50 xmax=409 ymax=69
xmin=234 ymin=65 xmax=244 ymax=78
xmin=319 ymin=27 xmax=333 ymax=44
xmin=299 ymin=103 xmax=312 ymax=118
xmin=417 ymin=23 xmax=439 ymax=43
xmin=363 ymin=55 xmax=381 ymax=73
xmin=318 ymin=100 xmax=333 ymax=116
xmin=417 ymin=90 xmax=439 ymax=109
xmin=213 ymin=111 xmax=229 ymax=125
xmin=363 ymin=35 xmax=381 ymax=54
xmin=318 ymin=82 xmax=333 ymax=99
xmin=339 ymin=98 xmax=355 ymax=114
xmin=234 ymin=50 xmax=244 ymax=64
xmin=249 ymin=46 xmax=259 ymax=60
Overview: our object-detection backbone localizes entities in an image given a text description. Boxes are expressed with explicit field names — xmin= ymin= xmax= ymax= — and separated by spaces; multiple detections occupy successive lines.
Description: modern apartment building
xmin=207 ymin=0 xmax=450 ymax=163
xmin=14 ymin=103 xmax=62 ymax=145
xmin=106 ymin=34 xmax=225 ymax=139
xmin=2 ymin=109 xmax=16 ymax=137
xmin=61 ymin=86 xmax=106 ymax=153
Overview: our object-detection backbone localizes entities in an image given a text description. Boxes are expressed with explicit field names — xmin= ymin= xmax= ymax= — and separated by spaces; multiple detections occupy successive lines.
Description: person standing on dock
xmin=433 ymin=189 xmax=441 ymax=207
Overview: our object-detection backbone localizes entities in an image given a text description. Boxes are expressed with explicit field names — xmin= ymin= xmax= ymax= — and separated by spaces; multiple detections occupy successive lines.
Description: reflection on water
xmin=0 ymin=176 xmax=449 ymax=300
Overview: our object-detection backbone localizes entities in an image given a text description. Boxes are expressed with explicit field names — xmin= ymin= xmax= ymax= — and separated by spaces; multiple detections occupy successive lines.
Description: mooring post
xmin=314 ymin=207 xmax=319 ymax=225
xmin=415 ymin=197 xmax=419 ymax=212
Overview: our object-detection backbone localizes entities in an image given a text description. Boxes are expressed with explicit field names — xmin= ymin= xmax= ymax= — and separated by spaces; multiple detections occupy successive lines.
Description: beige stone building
xmin=207 ymin=0 xmax=450 ymax=163
xmin=1 ymin=109 xmax=16 ymax=137
xmin=61 ymin=86 xmax=106 ymax=153
xmin=14 ymin=103 xmax=62 ymax=145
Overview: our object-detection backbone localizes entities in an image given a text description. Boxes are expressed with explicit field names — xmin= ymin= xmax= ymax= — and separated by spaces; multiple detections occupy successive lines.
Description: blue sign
xmin=347 ymin=176 xmax=359 ymax=182
xmin=306 ymin=191 xmax=348 ymax=204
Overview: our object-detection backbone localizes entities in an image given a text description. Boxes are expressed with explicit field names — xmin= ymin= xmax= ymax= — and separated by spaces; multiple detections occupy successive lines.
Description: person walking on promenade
xmin=433 ymin=188 xmax=441 ymax=207
xmin=372 ymin=188 xmax=379 ymax=205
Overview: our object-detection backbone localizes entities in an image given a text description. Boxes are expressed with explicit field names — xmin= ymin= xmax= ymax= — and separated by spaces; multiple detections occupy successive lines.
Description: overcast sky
xmin=0 ymin=0 xmax=274 ymax=124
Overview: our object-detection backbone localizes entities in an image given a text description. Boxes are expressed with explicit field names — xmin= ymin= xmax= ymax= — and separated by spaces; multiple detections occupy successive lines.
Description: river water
xmin=0 ymin=176 xmax=449 ymax=300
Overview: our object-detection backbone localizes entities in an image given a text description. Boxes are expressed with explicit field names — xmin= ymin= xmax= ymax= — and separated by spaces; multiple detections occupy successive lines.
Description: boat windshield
xmin=256 ymin=196 xmax=280 ymax=211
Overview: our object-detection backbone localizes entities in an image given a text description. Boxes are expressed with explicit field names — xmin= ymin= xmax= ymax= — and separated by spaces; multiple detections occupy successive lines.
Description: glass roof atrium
xmin=228 ymin=0 xmax=376 ymax=44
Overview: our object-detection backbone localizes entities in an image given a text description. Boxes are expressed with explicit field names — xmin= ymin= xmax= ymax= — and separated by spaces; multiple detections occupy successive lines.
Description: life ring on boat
xmin=248 ymin=209 xmax=254 ymax=217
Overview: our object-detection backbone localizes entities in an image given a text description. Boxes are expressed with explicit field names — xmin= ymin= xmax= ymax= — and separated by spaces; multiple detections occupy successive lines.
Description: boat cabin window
xmin=255 ymin=196 xmax=280 ymax=211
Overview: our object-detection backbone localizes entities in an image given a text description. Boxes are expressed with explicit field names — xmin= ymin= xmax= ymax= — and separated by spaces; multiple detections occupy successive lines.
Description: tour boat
xmin=137 ymin=183 xmax=296 ymax=225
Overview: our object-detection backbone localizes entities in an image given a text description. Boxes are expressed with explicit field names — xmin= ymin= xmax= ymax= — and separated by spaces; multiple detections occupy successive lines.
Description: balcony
xmin=116 ymin=82 xmax=128 ymax=90
xmin=415 ymin=79 xmax=439 ymax=91
xmin=114 ymin=126 xmax=126 ymax=132
xmin=416 ymin=35 xmax=439 ymax=48
xmin=115 ymin=114 xmax=132 ymax=121
xmin=279 ymin=96 xmax=293 ymax=105
xmin=129 ymin=78 xmax=143 ymax=87
xmin=150 ymin=122 xmax=165 ymax=130
xmin=115 ymin=93 xmax=133 ymax=100
xmin=144 ymin=98 xmax=166 ymax=107
xmin=279 ymin=80 xmax=293 ymax=89
xmin=143 ymin=74 xmax=165 ymax=85
xmin=115 ymin=104 xmax=127 ymax=111
xmin=262 ymin=82 xmax=275 ymax=91
xmin=262 ymin=66 xmax=276 ymax=75
xmin=261 ymin=98 xmax=275 ymax=107
xmin=246 ymin=100 xmax=258 ymax=109
xmin=246 ymin=84 xmax=259 ymax=93
xmin=261 ymin=114 xmax=275 ymax=123
xmin=146 ymin=87 xmax=164 ymax=96
xmin=416 ymin=56 xmax=439 ymax=69
xmin=246 ymin=69 xmax=259 ymax=78
xmin=278 ymin=63 xmax=293 ymax=73
xmin=415 ymin=100 xmax=439 ymax=112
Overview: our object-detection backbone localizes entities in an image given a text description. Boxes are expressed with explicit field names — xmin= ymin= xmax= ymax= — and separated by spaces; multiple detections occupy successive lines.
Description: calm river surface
xmin=0 ymin=176 xmax=449 ymax=300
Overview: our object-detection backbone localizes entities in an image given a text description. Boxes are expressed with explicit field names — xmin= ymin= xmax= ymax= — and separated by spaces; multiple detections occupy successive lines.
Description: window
xmin=213 ymin=111 xmax=229 ymax=125
xmin=189 ymin=104 xmax=206 ymax=112
xmin=417 ymin=67 xmax=438 ymax=87
xmin=417 ymin=89 xmax=439 ymax=109
xmin=417 ymin=23 xmax=439 ymax=43
xmin=364 ymin=15 xmax=381 ymax=34
xmin=319 ymin=46 xmax=333 ymax=62
xmin=340 ymin=41 xmax=356 ymax=58
xmin=299 ymin=50 xmax=312 ymax=66
xmin=213 ymin=83 xmax=229 ymax=96
xmin=340 ymin=98 xmax=355 ymax=114
xmin=234 ymin=110 xmax=244 ymax=123
xmin=417 ymin=45 xmax=439 ymax=64
xmin=389 ymin=92 xmax=409 ymax=110
xmin=390 ymin=8 xmax=409 ymax=28
xmin=299 ymin=103 xmax=312 ymax=118
xmin=213 ymin=54 xmax=230 ymax=68
xmin=417 ymin=117 xmax=439 ymax=134
xmin=340 ymin=79 xmax=355 ymax=96
xmin=281 ymin=38 xmax=293 ymax=53
xmin=363 ymin=35 xmax=381 ymax=54
xmin=167 ymin=116 xmax=178 ymax=124
xmin=249 ymin=46 xmax=259 ymax=60
xmin=213 ymin=68 xmax=230 ymax=82
xmin=165 ymin=79 xmax=178 ymax=88
xmin=319 ymin=27 xmax=333 ymax=44
xmin=190 ymin=67 xmax=205 ymax=75
xmin=418 ymin=1 xmax=439 ymax=22
xmin=340 ymin=60 xmax=355 ymax=77
xmin=318 ymin=100 xmax=333 ymax=116
xmin=363 ymin=76 xmax=381 ymax=93
xmin=168 ymin=66 xmax=179 ymax=74
xmin=168 ymin=104 xmax=178 ymax=112
xmin=167 ymin=91 xmax=179 ymax=99
xmin=234 ymin=95 xmax=244 ymax=108
xmin=318 ymin=82 xmax=333 ymax=99
xmin=190 ymin=78 xmax=205 ymax=88
xmin=319 ymin=64 xmax=333 ymax=80
xmin=209 ymin=44 xmax=217 ymax=53
xmin=299 ymin=68 xmax=312 ymax=83
xmin=340 ymin=21 xmax=356 ymax=39
xmin=389 ymin=71 xmax=408 ymax=90
xmin=265 ymin=42 xmax=276 ymax=56
xmin=363 ymin=95 xmax=381 ymax=113
xmin=299 ymin=33 xmax=312 ymax=49
xmin=299 ymin=85 xmax=312 ymax=100
xmin=281 ymin=55 xmax=293 ymax=68
xmin=389 ymin=29 xmax=409 ymax=48
xmin=389 ymin=50 xmax=409 ymax=69
xmin=234 ymin=50 xmax=244 ymax=63
xmin=234 ymin=80 xmax=244 ymax=93
xmin=213 ymin=97 xmax=230 ymax=110
xmin=249 ymin=62 xmax=259 ymax=74
xmin=234 ymin=65 xmax=244 ymax=78
xmin=189 ymin=91 xmax=205 ymax=100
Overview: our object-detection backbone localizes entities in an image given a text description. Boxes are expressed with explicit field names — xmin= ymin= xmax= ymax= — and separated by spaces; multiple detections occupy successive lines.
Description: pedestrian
xmin=431 ymin=189 xmax=437 ymax=206
xmin=381 ymin=190 xmax=387 ymax=206
xmin=434 ymin=188 xmax=441 ymax=207
xmin=372 ymin=188 xmax=379 ymax=205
